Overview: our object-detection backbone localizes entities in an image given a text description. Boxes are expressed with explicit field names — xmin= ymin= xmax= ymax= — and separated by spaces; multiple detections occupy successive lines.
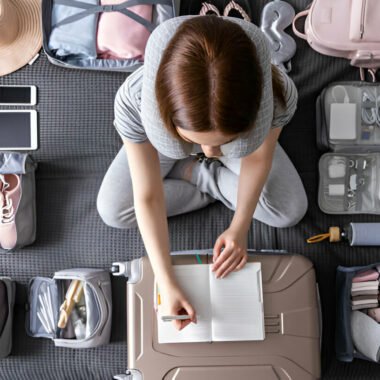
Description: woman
xmin=97 ymin=15 xmax=307 ymax=330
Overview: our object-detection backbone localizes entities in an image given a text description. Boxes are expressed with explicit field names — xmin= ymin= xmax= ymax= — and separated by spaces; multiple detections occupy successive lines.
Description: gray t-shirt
xmin=114 ymin=16 xmax=298 ymax=159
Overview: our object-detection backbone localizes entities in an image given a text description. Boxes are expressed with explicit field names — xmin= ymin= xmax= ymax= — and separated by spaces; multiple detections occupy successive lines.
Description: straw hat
xmin=0 ymin=0 xmax=42 ymax=76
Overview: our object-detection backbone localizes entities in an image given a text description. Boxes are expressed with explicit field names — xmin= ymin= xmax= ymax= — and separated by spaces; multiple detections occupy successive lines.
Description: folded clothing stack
xmin=350 ymin=268 xmax=380 ymax=362
xmin=351 ymin=269 xmax=380 ymax=310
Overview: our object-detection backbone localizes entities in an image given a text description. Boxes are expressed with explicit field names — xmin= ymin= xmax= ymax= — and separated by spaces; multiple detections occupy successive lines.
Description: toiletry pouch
xmin=0 ymin=277 xmax=16 ymax=358
xmin=26 ymin=268 xmax=112 ymax=348
xmin=336 ymin=263 xmax=380 ymax=363
xmin=0 ymin=153 xmax=37 ymax=252
xmin=42 ymin=0 xmax=179 ymax=72
xmin=316 ymin=82 xmax=380 ymax=214
xmin=318 ymin=152 xmax=380 ymax=214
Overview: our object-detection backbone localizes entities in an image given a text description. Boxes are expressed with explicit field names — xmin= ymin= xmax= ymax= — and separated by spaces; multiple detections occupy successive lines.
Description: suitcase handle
xmin=111 ymin=260 xmax=142 ymax=284
xmin=114 ymin=369 xmax=142 ymax=380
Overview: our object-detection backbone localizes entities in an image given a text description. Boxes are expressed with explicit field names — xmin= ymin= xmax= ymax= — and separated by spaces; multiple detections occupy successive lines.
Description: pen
xmin=161 ymin=315 xmax=191 ymax=322
xmin=156 ymin=284 xmax=161 ymax=306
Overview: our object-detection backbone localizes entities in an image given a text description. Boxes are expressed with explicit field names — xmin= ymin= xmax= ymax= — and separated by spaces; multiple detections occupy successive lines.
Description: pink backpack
xmin=292 ymin=0 xmax=380 ymax=81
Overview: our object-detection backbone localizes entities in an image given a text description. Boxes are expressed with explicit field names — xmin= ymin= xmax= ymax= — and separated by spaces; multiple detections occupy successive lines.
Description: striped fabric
xmin=114 ymin=15 xmax=298 ymax=159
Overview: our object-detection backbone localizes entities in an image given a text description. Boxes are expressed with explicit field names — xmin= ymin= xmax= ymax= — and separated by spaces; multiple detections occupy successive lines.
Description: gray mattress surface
xmin=1 ymin=0 xmax=380 ymax=378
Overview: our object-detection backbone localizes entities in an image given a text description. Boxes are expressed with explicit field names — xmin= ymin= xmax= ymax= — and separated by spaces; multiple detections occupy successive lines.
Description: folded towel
xmin=353 ymin=269 xmax=379 ymax=283
xmin=351 ymin=310 xmax=380 ymax=361
xmin=352 ymin=295 xmax=379 ymax=302
xmin=352 ymin=285 xmax=379 ymax=293
xmin=49 ymin=0 xmax=98 ymax=58
xmin=352 ymin=299 xmax=378 ymax=306
xmin=352 ymin=281 xmax=379 ymax=289
xmin=351 ymin=287 xmax=379 ymax=294
xmin=352 ymin=303 xmax=379 ymax=310
xmin=97 ymin=0 xmax=152 ymax=60
xmin=351 ymin=289 xmax=379 ymax=296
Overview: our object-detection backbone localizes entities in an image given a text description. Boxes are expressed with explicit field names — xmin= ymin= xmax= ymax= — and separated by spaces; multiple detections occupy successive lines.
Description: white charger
xmin=329 ymin=103 xmax=357 ymax=140
xmin=329 ymin=85 xmax=357 ymax=141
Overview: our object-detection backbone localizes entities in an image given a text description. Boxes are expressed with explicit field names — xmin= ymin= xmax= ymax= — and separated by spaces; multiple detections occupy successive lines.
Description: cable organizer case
xmin=42 ymin=0 xmax=180 ymax=72
xmin=316 ymin=82 xmax=380 ymax=214
xmin=112 ymin=249 xmax=321 ymax=380
xmin=336 ymin=263 xmax=380 ymax=363
xmin=0 ymin=277 xmax=16 ymax=358
xmin=26 ymin=268 xmax=112 ymax=348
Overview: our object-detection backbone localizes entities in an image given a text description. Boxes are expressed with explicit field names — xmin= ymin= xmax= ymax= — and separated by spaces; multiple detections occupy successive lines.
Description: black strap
xmin=53 ymin=0 xmax=173 ymax=33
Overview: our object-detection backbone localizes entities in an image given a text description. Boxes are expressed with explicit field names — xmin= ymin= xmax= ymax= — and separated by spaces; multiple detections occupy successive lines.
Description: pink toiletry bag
xmin=292 ymin=0 xmax=380 ymax=78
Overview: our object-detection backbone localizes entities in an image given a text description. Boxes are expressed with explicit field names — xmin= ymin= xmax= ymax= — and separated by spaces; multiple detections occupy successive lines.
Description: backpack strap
xmin=53 ymin=0 xmax=173 ymax=32
xmin=292 ymin=9 xmax=309 ymax=40
xmin=360 ymin=68 xmax=378 ymax=83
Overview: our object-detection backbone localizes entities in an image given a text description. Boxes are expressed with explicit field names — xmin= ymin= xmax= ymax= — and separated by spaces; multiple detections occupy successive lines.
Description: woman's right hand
xmin=159 ymin=280 xmax=197 ymax=331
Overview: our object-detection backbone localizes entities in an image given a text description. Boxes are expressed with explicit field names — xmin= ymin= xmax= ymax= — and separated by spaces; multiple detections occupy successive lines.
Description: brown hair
xmin=155 ymin=16 xmax=285 ymax=139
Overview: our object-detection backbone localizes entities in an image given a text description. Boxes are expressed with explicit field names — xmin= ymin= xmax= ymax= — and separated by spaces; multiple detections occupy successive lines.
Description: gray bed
xmin=1 ymin=0 xmax=380 ymax=378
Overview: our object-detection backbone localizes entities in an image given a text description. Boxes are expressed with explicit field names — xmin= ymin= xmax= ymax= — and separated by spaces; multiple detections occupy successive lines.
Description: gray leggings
xmin=97 ymin=144 xmax=307 ymax=229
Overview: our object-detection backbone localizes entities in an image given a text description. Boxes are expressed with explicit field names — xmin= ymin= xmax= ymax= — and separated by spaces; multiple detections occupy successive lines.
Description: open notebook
xmin=157 ymin=262 xmax=264 ymax=343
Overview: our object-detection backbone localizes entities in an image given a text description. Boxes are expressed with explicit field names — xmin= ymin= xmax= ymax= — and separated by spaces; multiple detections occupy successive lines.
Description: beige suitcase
xmin=113 ymin=250 xmax=321 ymax=380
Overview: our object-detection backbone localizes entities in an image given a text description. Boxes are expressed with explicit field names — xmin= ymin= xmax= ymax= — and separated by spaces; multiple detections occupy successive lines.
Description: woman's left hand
xmin=211 ymin=227 xmax=248 ymax=278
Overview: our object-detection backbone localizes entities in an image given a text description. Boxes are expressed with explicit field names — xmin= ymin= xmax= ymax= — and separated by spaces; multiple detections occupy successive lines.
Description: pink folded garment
xmin=351 ymin=281 xmax=379 ymax=290
xmin=97 ymin=1 xmax=152 ymax=60
xmin=353 ymin=269 xmax=380 ymax=283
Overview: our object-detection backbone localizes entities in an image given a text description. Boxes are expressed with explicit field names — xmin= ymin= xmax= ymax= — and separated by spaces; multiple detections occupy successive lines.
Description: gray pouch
xmin=0 ymin=278 xmax=16 ymax=358
xmin=318 ymin=153 xmax=380 ymax=214
xmin=0 ymin=152 xmax=37 ymax=252
xmin=316 ymin=82 xmax=380 ymax=214
xmin=26 ymin=269 xmax=112 ymax=349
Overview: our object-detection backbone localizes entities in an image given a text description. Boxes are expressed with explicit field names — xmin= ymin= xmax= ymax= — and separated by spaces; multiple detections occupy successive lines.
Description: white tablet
xmin=0 ymin=110 xmax=38 ymax=150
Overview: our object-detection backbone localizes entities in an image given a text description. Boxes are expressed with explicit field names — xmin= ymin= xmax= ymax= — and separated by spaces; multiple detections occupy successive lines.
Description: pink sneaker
xmin=0 ymin=174 xmax=21 ymax=250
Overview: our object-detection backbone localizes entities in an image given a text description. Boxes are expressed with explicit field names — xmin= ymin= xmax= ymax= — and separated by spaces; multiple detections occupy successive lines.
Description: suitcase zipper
xmin=97 ymin=281 xmax=110 ymax=336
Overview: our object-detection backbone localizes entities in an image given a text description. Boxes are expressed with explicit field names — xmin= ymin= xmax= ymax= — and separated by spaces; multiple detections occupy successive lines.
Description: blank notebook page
xmin=157 ymin=265 xmax=212 ymax=343
xmin=210 ymin=262 xmax=264 ymax=341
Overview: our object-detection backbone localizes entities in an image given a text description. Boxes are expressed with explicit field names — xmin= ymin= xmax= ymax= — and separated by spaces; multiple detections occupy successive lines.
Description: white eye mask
xmin=260 ymin=0 xmax=296 ymax=73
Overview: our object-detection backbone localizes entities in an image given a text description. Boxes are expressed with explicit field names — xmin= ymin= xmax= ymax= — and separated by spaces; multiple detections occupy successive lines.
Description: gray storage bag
xmin=0 ymin=278 xmax=16 ymax=358
xmin=0 ymin=153 xmax=37 ymax=252
xmin=26 ymin=268 xmax=112 ymax=348
xmin=42 ymin=0 xmax=180 ymax=72
xmin=316 ymin=82 xmax=380 ymax=214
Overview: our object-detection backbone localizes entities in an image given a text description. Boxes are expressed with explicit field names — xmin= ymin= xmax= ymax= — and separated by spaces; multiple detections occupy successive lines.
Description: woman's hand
xmin=211 ymin=227 xmax=248 ymax=278
xmin=159 ymin=280 xmax=197 ymax=331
